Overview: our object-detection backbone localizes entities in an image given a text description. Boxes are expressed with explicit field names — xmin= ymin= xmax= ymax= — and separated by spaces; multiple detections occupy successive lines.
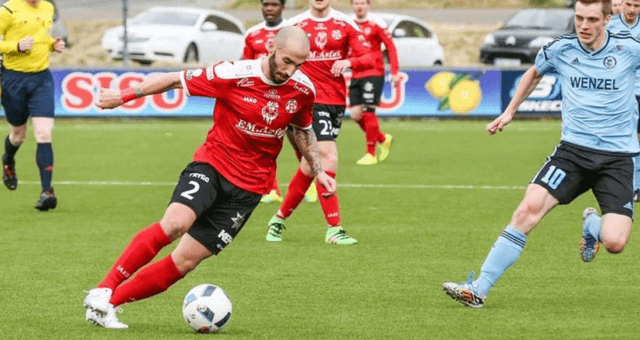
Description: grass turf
xmin=0 ymin=119 xmax=638 ymax=339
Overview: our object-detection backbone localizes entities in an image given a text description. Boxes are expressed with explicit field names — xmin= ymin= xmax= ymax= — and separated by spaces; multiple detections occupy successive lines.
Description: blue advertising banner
xmin=0 ymin=67 xmax=509 ymax=118
xmin=501 ymin=70 xmax=562 ymax=116
xmin=371 ymin=69 xmax=502 ymax=116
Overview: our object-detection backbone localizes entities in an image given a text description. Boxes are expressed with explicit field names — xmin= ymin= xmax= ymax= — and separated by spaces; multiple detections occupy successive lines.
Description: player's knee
xmin=320 ymin=152 xmax=338 ymax=169
xmin=33 ymin=129 xmax=52 ymax=143
xmin=511 ymin=201 xmax=543 ymax=231
xmin=10 ymin=132 xmax=26 ymax=145
xmin=603 ymin=237 xmax=627 ymax=254
xmin=160 ymin=219 xmax=190 ymax=239
xmin=175 ymin=256 xmax=201 ymax=274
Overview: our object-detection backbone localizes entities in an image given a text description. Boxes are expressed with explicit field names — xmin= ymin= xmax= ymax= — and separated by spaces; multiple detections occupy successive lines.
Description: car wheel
xmin=184 ymin=43 xmax=199 ymax=63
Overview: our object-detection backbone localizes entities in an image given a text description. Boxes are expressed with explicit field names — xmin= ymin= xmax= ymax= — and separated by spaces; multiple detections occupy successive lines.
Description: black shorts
xmin=531 ymin=142 xmax=635 ymax=218
xmin=170 ymin=162 xmax=261 ymax=254
xmin=349 ymin=76 xmax=385 ymax=107
xmin=312 ymin=104 xmax=345 ymax=141
xmin=1 ymin=68 xmax=55 ymax=126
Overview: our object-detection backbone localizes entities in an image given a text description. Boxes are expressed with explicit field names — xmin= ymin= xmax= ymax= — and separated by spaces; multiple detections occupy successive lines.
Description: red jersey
xmin=180 ymin=59 xmax=315 ymax=194
xmin=351 ymin=14 xmax=399 ymax=79
xmin=242 ymin=19 xmax=289 ymax=60
xmin=288 ymin=8 xmax=374 ymax=106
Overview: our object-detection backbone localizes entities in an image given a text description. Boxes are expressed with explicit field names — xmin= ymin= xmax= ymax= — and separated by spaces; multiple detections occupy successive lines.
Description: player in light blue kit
xmin=607 ymin=0 xmax=640 ymax=201
xmin=443 ymin=0 xmax=639 ymax=308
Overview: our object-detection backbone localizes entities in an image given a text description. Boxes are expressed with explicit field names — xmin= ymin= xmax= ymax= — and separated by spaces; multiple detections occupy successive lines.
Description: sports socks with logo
xmin=36 ymin=143 xmax=54 ymax=191
xmin=98 ymin=223 xmax=173 ymax=291
xmin=110 ymin=254 xmax=184 ymax=306
xmin=277 ymin=168 xmax=314 ymax=219
xmin=475 ymin=225 xmax=527 ymax=297
xmin=316 ymin=170 xmax=340 ymax=227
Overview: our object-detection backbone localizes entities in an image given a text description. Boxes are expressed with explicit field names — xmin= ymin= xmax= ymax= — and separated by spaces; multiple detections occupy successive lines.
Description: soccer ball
xmin=182 ymin=284 xmax=232 ymax=333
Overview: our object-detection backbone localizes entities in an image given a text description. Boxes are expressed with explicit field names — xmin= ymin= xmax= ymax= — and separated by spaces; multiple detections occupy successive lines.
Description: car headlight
xmin=528 ymin=37 xmax=554 ymax=48
xmin=483 ymin=34 xmax=495 ymax=46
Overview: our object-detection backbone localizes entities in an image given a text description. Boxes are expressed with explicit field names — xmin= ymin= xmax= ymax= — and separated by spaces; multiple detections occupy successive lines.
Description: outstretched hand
xmin=316 ymin=171 xmax=337 ymax=198
xmin=96 ymin=88 xmax=124 ymax=110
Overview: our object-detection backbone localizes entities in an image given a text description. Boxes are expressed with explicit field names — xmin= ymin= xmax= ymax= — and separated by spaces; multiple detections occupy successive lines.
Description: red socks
xmin=277 ymin=168 xmax=314 ymax=219
xmin=110 ymin=255 xmax=184 ymax=306
xmin=316 ymin=170 xmax=341 ymax=227
xmin=360 ymin=112 xmax=385 ymax=155
xmin=98 ymin=223 xmax=172 ymax=291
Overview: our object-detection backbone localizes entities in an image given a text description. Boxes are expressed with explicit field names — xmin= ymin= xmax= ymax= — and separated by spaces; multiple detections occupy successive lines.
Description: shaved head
xmin=273 ymin=26 xmax=310 ymax=56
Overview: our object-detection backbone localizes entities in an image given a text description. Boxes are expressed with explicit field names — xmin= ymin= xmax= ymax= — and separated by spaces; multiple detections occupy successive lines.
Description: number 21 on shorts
xmin=540 ymin=165 xmax=566 ymax=190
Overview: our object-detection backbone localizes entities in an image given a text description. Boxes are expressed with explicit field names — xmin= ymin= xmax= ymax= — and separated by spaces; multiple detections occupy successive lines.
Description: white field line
xmin=19 ymin=180 xmax=525 ymax=191
xmin=53 ymin=122 xmax=560 ymax=132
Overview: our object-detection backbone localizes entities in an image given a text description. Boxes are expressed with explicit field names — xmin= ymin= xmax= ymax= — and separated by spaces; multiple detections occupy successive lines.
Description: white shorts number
xmin=540 ymin=165 xmax=566 ymax=190
xmin=180 ymin=181 xmax=200 ymax=200
xmin=319 ymin=120 xmax=333 ymax=136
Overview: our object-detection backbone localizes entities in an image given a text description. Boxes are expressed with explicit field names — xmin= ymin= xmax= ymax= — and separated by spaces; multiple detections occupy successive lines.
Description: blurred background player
xmin=612 ymin=0 xmax=623 ymax=14
xmin=266 ymin=0 xmax=374 ymax=244
xmin=349 ymin=0 xmax=399 ymax=165
xmin=444 ymin=0 xmax=638 ymax=308
xmin=243 ymin=0 xmax=318 ymax=204
xmin=0 ymin=0 xmax=66 ymax=211
xmin=606 ymin=0 xmax=640 ymax=201
xmin=83 ymin=27 xmax=336 ymax=329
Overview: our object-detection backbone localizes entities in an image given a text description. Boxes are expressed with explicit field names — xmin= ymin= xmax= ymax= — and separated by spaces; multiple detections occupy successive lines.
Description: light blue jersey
xmin=535 ymin=31 xmax=640 ymax=155
xmin=607 ymin=14 xmax=640 ymax=96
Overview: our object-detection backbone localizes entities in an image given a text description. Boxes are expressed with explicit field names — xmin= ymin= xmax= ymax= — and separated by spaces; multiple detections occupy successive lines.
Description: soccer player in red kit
xmin=266 ymin=0 xmax=374 ymax=245
xmin=244 ymin=0 xmax=318 ymax=204
xmin=82 ymin=27 xmax=335 ymax=329
xmin=349 ymin=0 xmax=399 ymax=165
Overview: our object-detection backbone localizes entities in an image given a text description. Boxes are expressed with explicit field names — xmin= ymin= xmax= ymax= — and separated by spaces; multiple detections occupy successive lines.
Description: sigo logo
xmin=60 ymin=71 xmax=187 ymax=113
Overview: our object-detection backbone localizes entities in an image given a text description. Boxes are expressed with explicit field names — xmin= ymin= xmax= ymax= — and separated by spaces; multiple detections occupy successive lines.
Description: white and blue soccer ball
xmin=182 ymin=284 xmax=232 ymax=333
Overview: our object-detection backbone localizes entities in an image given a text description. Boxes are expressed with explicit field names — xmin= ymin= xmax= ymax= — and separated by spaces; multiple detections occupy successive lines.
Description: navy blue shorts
xmin=1 ymin=68 xmax=55 ymax=126
xmin=531 ymin=142 xmax=634 ymax=218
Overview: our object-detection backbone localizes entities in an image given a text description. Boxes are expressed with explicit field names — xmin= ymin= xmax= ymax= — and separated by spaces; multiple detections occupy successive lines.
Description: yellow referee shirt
xmin=0 ymin=0 xmax=56 ymax=72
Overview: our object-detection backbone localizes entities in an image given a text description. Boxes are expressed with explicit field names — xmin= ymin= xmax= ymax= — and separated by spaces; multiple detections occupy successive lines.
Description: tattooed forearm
xmin=292 ymin=127 xmax=323 ymax=176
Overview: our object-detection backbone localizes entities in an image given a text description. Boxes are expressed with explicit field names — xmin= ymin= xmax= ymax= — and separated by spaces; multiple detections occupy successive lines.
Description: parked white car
xmin=373 ymin=12 xmax=445 ymax=68
xmin=102 ymin=7 xmax=245 ymax=65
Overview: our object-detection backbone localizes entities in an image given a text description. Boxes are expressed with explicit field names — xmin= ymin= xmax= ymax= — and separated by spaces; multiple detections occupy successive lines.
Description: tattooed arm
xmin=292 ymin=126 xmax=323 ymax=176
xmin=291 ymin=126 xmax=337 ymax=197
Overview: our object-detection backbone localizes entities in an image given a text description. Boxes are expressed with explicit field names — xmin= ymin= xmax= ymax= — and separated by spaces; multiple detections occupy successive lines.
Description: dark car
xmin=480 ymin=8 xmax=574 ymax=66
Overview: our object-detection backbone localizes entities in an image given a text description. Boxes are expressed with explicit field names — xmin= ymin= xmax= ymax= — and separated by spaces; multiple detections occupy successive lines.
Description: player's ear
xmin=267 ymin=39 xmax=276 ymax=54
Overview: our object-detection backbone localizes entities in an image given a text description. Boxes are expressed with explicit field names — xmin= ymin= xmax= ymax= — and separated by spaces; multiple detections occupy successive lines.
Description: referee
xmin=0 ymin=0 xmax=65 ymax=211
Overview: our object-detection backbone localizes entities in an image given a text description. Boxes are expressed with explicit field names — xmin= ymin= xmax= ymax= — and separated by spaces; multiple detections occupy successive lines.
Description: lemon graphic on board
xmin=425 ymin=71 xmax=456 ymax=99
xmin=448 ymin=79 xmax=482 ymax=114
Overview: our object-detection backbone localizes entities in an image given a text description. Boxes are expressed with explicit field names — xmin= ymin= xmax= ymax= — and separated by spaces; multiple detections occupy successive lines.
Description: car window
xmin=203 ymin=15 xmax=242 ymax=34
xmin=132 ymin=11 xmax=200 ymax=26
xmin=394 ymin=21 xmax=432 ymax=38
xmin=504 ymin=10 xmax=573 ymax=31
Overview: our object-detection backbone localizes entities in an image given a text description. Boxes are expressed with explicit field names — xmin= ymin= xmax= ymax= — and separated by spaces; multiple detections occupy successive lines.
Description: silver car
xmin=101 ymin=7 xmax=246 ymax=65
xmin=374 ymin=12 xmax=445 ymax=68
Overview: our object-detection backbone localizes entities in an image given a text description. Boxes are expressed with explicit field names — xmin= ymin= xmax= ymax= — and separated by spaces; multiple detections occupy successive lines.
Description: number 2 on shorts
xmin=180 ymin=181 xmax=200 ymax=200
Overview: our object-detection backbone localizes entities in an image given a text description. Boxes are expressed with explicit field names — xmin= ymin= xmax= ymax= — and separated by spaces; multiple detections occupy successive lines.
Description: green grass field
xmin=1 ymin=119 xmax=639 ymax=340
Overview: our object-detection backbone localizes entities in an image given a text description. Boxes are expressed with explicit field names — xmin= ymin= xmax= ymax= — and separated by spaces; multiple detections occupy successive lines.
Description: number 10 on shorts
xmin=540 ymin=165 xmax=566 ymax=190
